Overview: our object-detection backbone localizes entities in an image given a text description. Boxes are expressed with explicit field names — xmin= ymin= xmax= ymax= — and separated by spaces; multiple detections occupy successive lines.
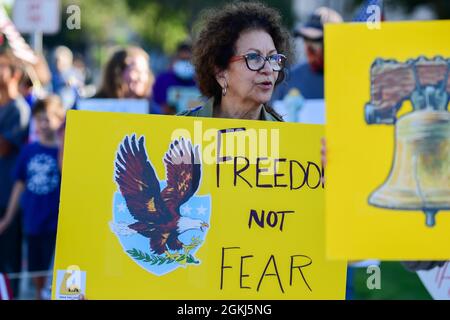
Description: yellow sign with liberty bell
xmin=325 ymin=20 xmax=450 ymax=260
xmin=365 ymin=56 xmax=450 ymax=227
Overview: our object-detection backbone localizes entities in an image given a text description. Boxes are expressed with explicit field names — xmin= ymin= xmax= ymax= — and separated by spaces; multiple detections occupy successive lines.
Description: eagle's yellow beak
xmin=200 ymin=222 xmax=209 ymax=232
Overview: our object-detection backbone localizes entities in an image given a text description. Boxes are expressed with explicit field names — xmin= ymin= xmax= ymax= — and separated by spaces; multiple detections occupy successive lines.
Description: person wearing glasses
xmin=178 ymin=1 xmax=291 ymax=121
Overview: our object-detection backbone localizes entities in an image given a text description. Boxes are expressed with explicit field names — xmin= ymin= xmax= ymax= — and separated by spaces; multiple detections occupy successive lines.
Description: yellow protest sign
xmin=325 ymin=20 xmax=450 ymax=260
xmin=52 ymin=110 xmax=346 ymax=300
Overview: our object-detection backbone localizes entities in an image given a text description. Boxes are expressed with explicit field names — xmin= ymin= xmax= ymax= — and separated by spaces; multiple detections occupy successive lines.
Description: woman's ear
xmin=215 ymin=68 xmax=228 ymax=89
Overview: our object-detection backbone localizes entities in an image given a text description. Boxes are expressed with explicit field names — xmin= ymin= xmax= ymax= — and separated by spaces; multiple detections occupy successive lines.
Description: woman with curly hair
xmin=180 ymin=1 xmax=292 ymax=121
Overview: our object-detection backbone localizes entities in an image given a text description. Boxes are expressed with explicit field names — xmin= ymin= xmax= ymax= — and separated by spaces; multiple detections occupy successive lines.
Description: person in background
xmin=0 ymin=50 xmax=29 ymax=298
xmin=0 ymin=95 xmax=65 ymax=300
xmin=95 ymin=46 xmax=154 ymax=101
xmin=72 ymin=54 xmax=88 ymax=88
xmin=19 ymin=72 xmax=40 ymax=143
xmin=20 ymin=54 xmax=52 ymax=143
xmin=51 ymin=46 xmax=83 ymax=109
xmin=152 ymin=42 xmax=200 ymax=115
xmin=272 ymin=7 xmax=342 ymax=103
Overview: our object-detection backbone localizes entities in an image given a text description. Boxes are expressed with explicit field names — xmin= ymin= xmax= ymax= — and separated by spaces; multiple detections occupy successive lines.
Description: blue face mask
xmin=173 ymin=60 xmax=195 ymax=80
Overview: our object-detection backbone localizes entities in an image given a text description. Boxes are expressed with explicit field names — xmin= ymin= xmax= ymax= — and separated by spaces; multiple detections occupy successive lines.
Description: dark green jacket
xmin=178 ymin=98 xmax=283 ymax=122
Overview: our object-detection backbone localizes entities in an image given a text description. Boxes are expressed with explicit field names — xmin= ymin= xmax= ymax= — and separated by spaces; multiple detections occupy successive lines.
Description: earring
xmin=222 ymin=80 xmax=228 ymax=96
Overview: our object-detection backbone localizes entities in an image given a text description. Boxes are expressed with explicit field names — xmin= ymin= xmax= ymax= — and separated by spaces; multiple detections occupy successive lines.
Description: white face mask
xmin=173 ymin=60 xmax=195 ymax=80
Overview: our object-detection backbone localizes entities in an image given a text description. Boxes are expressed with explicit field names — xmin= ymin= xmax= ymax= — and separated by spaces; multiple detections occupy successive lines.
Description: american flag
xmin=0 ymin=5 xmax=38 ymax=64
xmin=353 ymin=0 xmax=385 ymax=22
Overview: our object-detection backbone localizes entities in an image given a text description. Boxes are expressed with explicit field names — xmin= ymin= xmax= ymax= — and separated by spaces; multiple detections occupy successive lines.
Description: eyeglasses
xmin=229 ymin=53 xmax=287 ymax=72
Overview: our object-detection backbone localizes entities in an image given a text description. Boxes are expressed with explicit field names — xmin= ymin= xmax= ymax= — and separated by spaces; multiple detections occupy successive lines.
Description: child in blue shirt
xmin=0 ymin=95 xmax=65 ymax=299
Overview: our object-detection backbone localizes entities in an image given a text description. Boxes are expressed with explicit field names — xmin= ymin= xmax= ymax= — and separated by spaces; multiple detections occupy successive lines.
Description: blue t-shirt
xmin=271 ymin=62 xmax=324 ymax=102
xmin=13 ymin=142 xmax=61 ymax=235
xmin=0 ymin=99 xmax=29 ymax=208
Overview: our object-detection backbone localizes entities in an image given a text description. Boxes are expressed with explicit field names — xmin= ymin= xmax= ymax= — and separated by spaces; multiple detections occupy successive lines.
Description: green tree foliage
xmin=46 ymin=0 xmax=294 ymax=54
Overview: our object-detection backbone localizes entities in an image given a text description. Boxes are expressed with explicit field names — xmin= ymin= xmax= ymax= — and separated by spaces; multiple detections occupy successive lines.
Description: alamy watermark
xmin=66 ymin=5 xmax=81 ymax=30
xmin=366 ymin=5 xmax=382 ymax=30
xmin=366 ymin=265 xmax=381 ymax=290
xmin=170 ymin=121 xmax=281 ymax=165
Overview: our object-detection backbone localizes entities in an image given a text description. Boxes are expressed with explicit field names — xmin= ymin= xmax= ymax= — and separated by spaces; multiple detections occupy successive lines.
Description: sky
xmin=2 ymin=0 xmax=14 ymax=6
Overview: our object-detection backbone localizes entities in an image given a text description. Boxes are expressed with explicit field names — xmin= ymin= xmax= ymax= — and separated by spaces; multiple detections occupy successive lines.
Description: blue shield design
xmin=110 ymin=135 xmax=211 ymax=276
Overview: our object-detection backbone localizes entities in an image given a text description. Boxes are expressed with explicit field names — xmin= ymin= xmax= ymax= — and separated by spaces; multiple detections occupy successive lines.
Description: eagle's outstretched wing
xmin=161 ymin=138 xmax=201 ymax=213
xmin=115 ymin=135 xmax=170 ymax=224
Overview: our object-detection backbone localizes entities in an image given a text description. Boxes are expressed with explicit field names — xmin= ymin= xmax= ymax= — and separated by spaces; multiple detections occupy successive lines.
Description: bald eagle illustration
xmin=114 ymin=135 xmax=208 ymax=256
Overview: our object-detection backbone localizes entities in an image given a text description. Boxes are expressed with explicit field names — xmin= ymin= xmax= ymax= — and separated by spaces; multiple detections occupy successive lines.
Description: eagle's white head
xmin=177 ymin=217 xmax=209 ymax=234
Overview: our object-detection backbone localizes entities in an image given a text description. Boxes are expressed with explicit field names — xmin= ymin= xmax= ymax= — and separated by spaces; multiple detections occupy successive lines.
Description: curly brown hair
xmin=192 ymin=1 xmax=292 ymax=104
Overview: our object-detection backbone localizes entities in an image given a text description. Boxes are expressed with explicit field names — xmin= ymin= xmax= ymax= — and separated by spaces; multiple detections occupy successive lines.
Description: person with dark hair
xmin=95 ymin=46 xmax=154 ymax=100
xmin=0 ymin=50 xmax=29 ymax=298
xmin=152 ymin=41 xmax=200 ymax=115
xmin=0 ymin=95 xmax=65 ymax=300
xmin=179 ymin=1 xmax=292 ymax=121
xmin=273 ymin=7 xmax=342 ymax=104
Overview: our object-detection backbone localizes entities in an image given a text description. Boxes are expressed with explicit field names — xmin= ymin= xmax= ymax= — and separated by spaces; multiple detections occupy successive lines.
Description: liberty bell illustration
xmin=364 ymin=56 xmax=450 ymax=227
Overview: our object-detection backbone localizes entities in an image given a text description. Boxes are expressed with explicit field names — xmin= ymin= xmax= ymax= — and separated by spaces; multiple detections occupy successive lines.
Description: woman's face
xmin=220 ymin=29 xmax=280 ymax=107
xmin=123 ymin=55 xmax=151 ymax=98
